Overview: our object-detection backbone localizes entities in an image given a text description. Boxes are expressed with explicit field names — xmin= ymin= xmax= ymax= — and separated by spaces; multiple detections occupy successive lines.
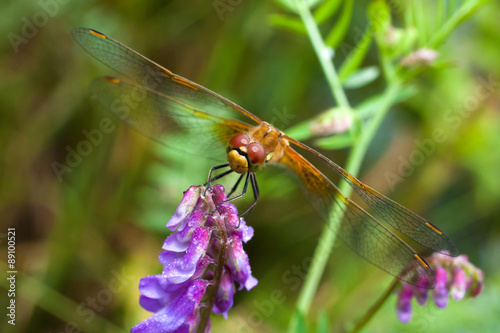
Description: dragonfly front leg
xmin=205 ymin=164 xmax=231 ymax=195
xmin=236 ymin=173 xmax=259 ymax=227
xmin=215 ymin=172 xmax=250 ymax=210
xmin=227 ymin=173 xmax=245 ymax=198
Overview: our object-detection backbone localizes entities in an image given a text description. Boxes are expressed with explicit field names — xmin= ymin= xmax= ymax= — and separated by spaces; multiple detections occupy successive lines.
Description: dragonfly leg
xmin=227 ymin=173 xmax=245 ymax=198
xmin=208 ymin=169 xmax=234 ymax=184
xmin=214 ymin=172 xmax=250 ymax=211
xmin=205 ymin=164 xmax=231 ymax=195
xmin=236 ymin=173 xmax=259 ymax=228
xmin=212 ymin=172 xmax=260 ymax=228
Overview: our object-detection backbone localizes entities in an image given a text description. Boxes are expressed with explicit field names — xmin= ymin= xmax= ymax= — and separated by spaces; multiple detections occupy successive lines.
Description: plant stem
xmin=349 ymin=278 xmax=400 ymax=333
xmin=295 ymin=0 xmax=350 ymax=109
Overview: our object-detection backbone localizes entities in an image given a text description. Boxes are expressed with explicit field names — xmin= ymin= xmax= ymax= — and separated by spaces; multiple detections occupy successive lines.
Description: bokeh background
xmin=1 ymin=1 xmax=499 ymax=332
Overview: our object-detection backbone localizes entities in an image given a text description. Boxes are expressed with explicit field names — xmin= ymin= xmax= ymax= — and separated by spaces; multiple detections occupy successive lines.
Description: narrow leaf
xmin=315 ymin=133 xmax=353 ymax=149
xmin=284 ymin=119 xmax=314 ymax=141
xmin=338 ymin=28 xmax=373 ymax=82
xmin=268 ymin=14 xmax=306 ymax=34
xmin=427 ymin=0 xmax=485 ymax=48
xmin=356 ymin=85 xmax=417 ymax=118
xmin=314 ymin=0 xmax=343 ymax=24
xmin=367 ymin=0 xmax=391 ymax=34
xmin=325 ymin=0 xmax=354 ymax=48
xmin=342 ymin=66 xmax=380 ymax=89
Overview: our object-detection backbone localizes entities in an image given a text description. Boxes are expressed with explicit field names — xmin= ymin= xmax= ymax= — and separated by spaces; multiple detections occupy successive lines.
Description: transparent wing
xmin=279 ymin=145 xmax=435 ymax=287
xmin=72 ymin=27 xmax=262 ymax=125
xmin=285 ymin=136 xmax=459 ymax=257
xmin=88 ymin=76 xmax=253 ymax=157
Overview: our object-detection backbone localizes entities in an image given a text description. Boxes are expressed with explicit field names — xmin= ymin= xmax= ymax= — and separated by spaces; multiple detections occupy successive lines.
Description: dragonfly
xmin=72 ymin=27 xmax=458 ymax=288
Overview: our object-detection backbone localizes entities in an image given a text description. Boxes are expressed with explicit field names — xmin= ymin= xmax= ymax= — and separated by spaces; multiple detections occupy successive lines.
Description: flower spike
xmin=132 ymin=185 xmax=257 ymax=333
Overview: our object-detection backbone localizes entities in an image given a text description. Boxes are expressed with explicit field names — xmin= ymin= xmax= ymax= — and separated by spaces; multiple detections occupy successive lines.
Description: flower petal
xmin=433 ymin=265 xmax=449 ymax=308
xmin=414 ymin=275 xmax=429 ymax=305
xmin=161 ymin=226 xmax=212 ymax=284
xmin=450 ymin=267 xmax=467 ymax=301
xmin=163 ymin=210 xmax=208 ymax=253
xmin=138 ymin=276 xmax=184 ymax=312
xmin=396 ymin=284 xmax=414 ymax=323
xmin=226 ymin=236 xmax=258 ymax=291
xmin=212 ymin=268 xmax=236 ymax=319
xmin=132 ymin=279 xmax=210 ymax=333
xmin=207 ymin=185 xmax=226 ymax=209
xmin=167 ymin=186 xmax=203 ymax=231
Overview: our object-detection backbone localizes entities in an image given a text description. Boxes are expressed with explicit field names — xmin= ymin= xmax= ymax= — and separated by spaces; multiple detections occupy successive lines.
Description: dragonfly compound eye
xmin=229 ymin=133 xmax=250 ymax=149
xmin=247 ymin=143 xmax=266 ymax=164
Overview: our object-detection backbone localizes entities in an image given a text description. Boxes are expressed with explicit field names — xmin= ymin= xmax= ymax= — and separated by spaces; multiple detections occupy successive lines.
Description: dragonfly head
xmin=227 ymin=133 xmax=266 ymax=174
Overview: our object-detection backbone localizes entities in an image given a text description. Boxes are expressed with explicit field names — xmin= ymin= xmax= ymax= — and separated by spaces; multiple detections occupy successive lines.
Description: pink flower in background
xmin=395 ymin=253 xmax=484 ymax=323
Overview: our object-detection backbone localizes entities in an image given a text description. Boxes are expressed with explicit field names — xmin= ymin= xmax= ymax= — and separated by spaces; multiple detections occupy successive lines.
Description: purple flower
xmin=396 ymin=283 xmax=414 ymax=323
xmin=132 ymin=185 xmax=258 ymax=333
xmin=395 ymin=253 xmax=484 ymax=323
xmin=432 ymin=265 xmax=449 ymax=308
xmin=413 ymin=275 xmax=429 ymax=306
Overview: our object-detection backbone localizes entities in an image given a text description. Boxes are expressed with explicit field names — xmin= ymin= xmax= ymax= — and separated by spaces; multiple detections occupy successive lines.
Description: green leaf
xmin=427 ymin=0 xmax=486 ymax=48
xmin=313 ymin=0 xmax=343 ymax=24
xmin=325 ymin=0 xmax=354 ymax=48
xmin=284 ymin=119 xmax=314 ymax=141
xmin=268 ymin=13 xmax=306 ymax=34
xmin=294 ymin=309 xmax=308 ymax=333
xmin=412 ymin=0 xmax=428 ymax=46
xmin=367 ymin=0 xmax=391 ymax=35
xmin=338 ymin=27 xmax=373 ymax=81
xmin=356 ymin=85 xmax=417 ymax=118
xmin=342 ymin=66 xmax=380 ymax=89
xmin=273 ymin=0 xmax=325 ymax=13
xmin=315 ymin=133 xmax=353 ymax=149
xmin=391 ymin=27 xmax=418 ymax=58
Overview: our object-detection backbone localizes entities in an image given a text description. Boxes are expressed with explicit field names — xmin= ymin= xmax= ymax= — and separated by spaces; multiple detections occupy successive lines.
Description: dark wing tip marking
xmin=425 ymin=221 xmax=443 ymax=235
xmin=88 ymin=29 xmax=107 ymax=39
xmin=414 ymin=253 xmax=429 ymax=268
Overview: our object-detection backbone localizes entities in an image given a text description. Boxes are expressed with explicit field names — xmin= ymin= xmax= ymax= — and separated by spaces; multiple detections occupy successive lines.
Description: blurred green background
xmin=1 ymin=0 xmax=499 ymax=332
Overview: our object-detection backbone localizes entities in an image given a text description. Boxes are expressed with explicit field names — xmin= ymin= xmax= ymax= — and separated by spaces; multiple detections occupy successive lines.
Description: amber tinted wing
xmin=286 ymin=137 xmax=458 ymax=257
xmin=72 ymin=27 xmax=262 ymax=125
xmin=279 ymin=145 xmax=435 ymax=287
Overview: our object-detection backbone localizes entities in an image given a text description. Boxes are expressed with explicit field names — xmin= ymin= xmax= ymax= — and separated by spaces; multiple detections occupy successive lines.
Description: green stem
xmin=295 ymin=0 xmax=350 ymax=109
xmin=349 ymin=278 xmax=400 ymax=333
